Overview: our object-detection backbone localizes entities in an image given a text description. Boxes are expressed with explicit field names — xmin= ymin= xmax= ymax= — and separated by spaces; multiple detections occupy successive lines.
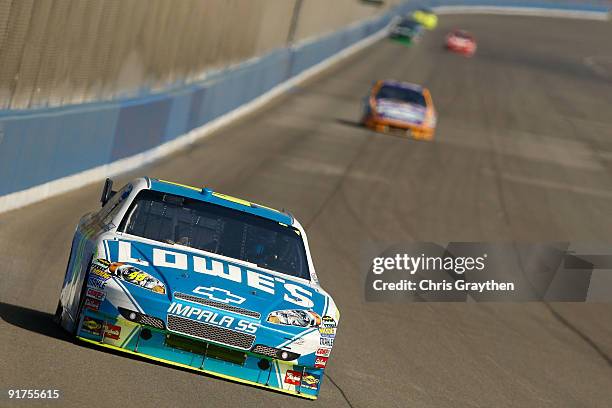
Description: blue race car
xmin=55 ymin=177 xmax=339 ymax=399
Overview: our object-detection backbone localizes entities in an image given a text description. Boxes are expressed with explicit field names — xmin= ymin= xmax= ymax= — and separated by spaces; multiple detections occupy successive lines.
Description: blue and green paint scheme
xmin=57 ymin=178 xmax=339 ymax=399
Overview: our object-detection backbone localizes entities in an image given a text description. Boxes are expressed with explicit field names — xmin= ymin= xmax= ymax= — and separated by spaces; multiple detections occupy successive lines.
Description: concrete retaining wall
xmin=0 ymin=1 xmax=609 ymax=213
xmin=0 ymin=0 xmax=403 ymax=110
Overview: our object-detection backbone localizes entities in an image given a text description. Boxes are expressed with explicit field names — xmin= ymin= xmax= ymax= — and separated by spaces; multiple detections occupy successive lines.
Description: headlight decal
xmin=91 ymin=258 xmax=166 ymax=294
xmin=109 ymin=262 xmax=166 ymax=294
xmin=266 ymin=309 xmax=321 ymax=328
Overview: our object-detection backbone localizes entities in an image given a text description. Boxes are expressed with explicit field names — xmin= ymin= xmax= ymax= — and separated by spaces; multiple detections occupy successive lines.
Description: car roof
xmin=147 ymin=178 xmax=293 ymax=225
xmin=379 ymin=80 xmax=424 ymax=92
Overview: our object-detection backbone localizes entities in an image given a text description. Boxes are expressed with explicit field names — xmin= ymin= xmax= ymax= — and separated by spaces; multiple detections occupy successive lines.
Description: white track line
xmin=1 ymin=4 xmax=609 ymax=214
xmin=433 ymin=6 xmax=609 ymax=21
xmin=0 ymin=21 xmax=390 ymax=214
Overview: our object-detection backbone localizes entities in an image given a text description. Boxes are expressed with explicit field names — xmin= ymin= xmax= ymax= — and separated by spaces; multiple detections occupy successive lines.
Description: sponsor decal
xmin=314 ymin=356 xmax=328 ymax=369
xmin=301 ymin=373 xmax=321 ymax=390
xmin=94 ymin=259 xmax=111 ymax=268
xmin=321 ymin=315 xmax=336 ymax=328
xmin=315 ymin=347 xmax=331 ymax=357
xmin=318 ymin=327 xmax=335 ymax=336
xmin=81 ymin=317 xmax=120 ymax=339
xmin=193 ymin=286 xmax=245 ymax=305
xmin=114 ymin=241 xmax=316 ymax=308
xmin=167 ymin=302 xmax=257 ymax=334
xmin=86 ymin=287 xmax=106 ymax=301
xmin=87 ymin=276 xmax=107 ymax=289
xmin=104 ymin=323 xmax=121 ymax=340
xmin=267 ymin=309 xmax=320 ymax=328
xmin=91 ymin=267 xmax=111 ymax=280
xmin=108 ymin=262 xmax=166 ymax=294
xmin=320 ymin=337 xmax=334 ymax=347
xmin=84 ymin=297 xmax=101 ymax=311
xmin=91 ymin=259 xmax=112 ymax=280
xmin=284 ymin=370 xmax=302 ymax=386
xmin=82 ymin=316 xmax=103 ymax=336
xmin=292 ymin=337 xmax=306 ymax=346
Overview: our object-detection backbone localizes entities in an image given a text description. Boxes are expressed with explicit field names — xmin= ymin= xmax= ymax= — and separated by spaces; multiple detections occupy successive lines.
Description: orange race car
xmin=361 ymin=80 xmax=436 ymax=140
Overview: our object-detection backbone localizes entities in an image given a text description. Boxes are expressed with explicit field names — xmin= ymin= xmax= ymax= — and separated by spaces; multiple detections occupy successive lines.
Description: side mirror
xmin=100 ymin=178 xmax=116 ymax=207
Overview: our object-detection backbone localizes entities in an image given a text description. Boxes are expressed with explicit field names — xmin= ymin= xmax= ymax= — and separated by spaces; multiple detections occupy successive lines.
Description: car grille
xmin=251 ymin=344 xmax=278 ymax=358
xmin=165 ymin=335 xmax=246 ymax=365
xmin=139 ymin=314 xmax=165 ymax=329
xmin=250 ymin=344 xmax=300 ymax=361
xmin=167 ymin=315 xmax=255 ymax=350
xmin=388 ymin=125 xmax=412 ymax=136
xmin=173 ymin=292 xmax=260 ymax=319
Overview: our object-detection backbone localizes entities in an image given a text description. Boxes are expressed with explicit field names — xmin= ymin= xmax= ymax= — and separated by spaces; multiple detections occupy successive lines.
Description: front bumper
xmin=447 ymin=43 xmax=476 ymax=56
xmin=389 ymin=32 xmax=422 ymax=45
xmin=77 ymin=309 xmax=323 ymax=399
xmin=364 ymin=114 xmax=434 ymax=140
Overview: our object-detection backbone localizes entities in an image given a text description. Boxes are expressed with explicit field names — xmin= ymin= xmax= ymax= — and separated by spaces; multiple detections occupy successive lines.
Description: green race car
xmin=389 ymin=18 xmax=424 ymax=45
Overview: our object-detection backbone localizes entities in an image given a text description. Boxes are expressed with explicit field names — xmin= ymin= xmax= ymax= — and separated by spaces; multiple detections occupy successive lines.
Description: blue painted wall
xmin=0 ymin=0 xmax=608 ymax=198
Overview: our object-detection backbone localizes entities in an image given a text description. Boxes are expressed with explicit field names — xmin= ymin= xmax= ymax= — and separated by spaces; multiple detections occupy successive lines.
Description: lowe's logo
xmin=193 ymin=286 xmax=245 ymax=305
xmin=115 ymin=241 xmax=315 ymax=308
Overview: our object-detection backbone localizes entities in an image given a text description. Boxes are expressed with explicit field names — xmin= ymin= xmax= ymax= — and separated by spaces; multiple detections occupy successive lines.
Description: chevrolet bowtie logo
xmin=193 ymin=286 xmax=246 ymax=305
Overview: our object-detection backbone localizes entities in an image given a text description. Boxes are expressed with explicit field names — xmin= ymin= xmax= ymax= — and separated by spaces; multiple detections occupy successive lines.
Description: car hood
xmin=98 ymin=237 xmax=336 ymax=348
xmin=450 ymin=35 xmax=472 ymax=44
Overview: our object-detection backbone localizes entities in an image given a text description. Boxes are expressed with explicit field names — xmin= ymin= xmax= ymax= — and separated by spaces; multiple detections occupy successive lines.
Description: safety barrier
xmin=0 ymin=1 xmax=609 ymax=213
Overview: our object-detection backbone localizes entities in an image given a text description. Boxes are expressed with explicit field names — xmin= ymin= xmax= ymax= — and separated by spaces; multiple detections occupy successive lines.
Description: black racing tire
xmin=53 ymin=300 xmax=63 ymax=326
xmin=359 ymin=115 xmax=367 ymax=127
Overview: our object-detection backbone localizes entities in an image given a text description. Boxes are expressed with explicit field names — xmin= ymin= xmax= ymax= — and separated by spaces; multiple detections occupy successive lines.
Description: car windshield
xmin=376 ymin=85 xmax=426 ymax=106
xmin=398 ymin=20 xmax=418 ymax=29
xmin=119 ymin=190 xmax=310 ymax=280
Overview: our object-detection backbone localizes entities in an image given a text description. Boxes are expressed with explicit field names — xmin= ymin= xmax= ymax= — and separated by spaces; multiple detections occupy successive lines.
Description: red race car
xmin=445 ymin=30 xmax=477 ymax=57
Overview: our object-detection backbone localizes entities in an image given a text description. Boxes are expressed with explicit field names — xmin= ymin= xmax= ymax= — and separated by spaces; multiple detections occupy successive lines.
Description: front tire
xmin=53 ymin=301 xmax=63 ymax=326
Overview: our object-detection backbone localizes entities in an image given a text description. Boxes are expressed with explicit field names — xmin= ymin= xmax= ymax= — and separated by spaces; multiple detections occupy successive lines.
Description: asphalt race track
xmin=2 ymin=14 xmax=612 ymax=408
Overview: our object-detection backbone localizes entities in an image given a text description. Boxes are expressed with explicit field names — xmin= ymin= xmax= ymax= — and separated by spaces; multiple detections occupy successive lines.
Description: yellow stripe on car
xmin=76 ymin=337 xmax=317 ymax=400
xmin=212 ymin=192 xmax=284 ymax=215
xmin=212 ymin=192 xmax=252 ymax=206
xmin=158 ymin=179 xmax=201 ymax=191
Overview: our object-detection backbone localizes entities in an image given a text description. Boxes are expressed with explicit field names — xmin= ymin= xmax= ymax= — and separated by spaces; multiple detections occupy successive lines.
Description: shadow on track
xmin=0 ymin=302 xmax=71 ymax=343
xmin=334 ymin=118 xmax=432 ymax=142
xmin=0 ymin=301 xmax=314 ymax=399
xmin=334 ymin=118 xmax=364 ymax=129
